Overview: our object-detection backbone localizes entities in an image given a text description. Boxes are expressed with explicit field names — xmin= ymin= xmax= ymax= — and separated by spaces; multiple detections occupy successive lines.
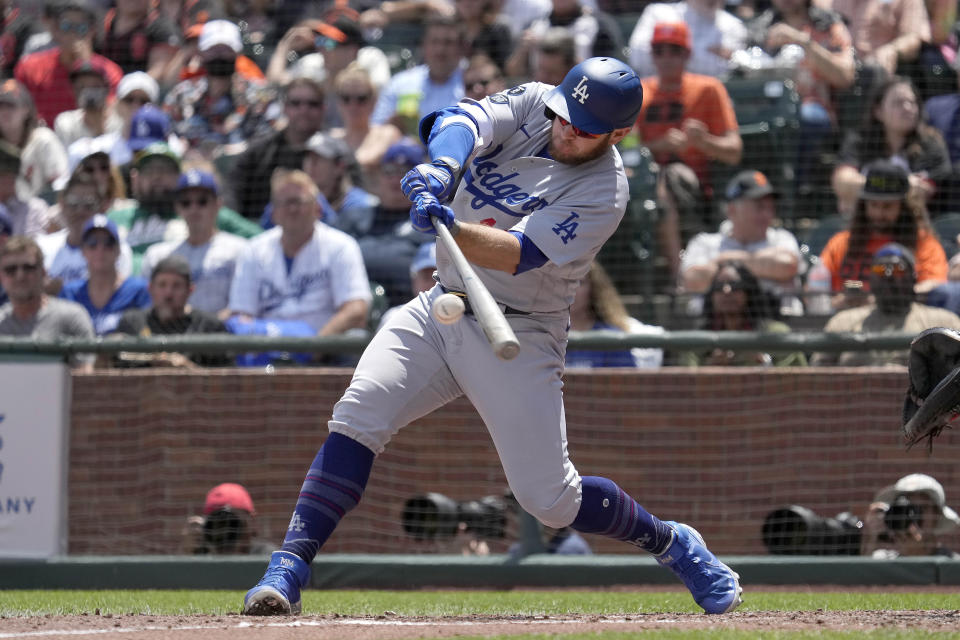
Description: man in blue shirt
xmin=370 ymin=15 xmax=465 ymax=135
xmin=60 ymin=215 xmax=151 ymax=335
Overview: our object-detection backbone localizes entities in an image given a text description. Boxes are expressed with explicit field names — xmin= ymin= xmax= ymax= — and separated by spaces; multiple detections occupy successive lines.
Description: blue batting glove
xmin=401 ymin=162 xmax=456 ymax=202
xmin=410 ymin=193 xmax=456 ymax=234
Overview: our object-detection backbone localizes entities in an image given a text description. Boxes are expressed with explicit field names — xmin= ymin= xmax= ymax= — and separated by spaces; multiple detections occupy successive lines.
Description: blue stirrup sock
xmin=280 ymin=432 xmax=375 ymax=563
xmin=570 ymin=476 xmax=674 ymax=555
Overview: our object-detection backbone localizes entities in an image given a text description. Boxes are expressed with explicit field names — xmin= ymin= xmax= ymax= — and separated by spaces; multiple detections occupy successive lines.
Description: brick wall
xmin=68 ymin=368 xmax=960 ymax=555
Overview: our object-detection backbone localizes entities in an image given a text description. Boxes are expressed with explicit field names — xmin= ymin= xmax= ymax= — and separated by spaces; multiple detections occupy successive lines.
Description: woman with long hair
xmin=0 ymin=79 xmax=68 ymax=200
xmin=329 ymin=62 xmax=403 ymax=181
xmin=566 ymin=261 xmax=663 ymax=369
xmin=820 ymin=160 xmax=946 ymax=301
xmin=832 ymin=76 xmax=950 ymax=215
xmin=680 ymin=260 xmax=806 ymax=366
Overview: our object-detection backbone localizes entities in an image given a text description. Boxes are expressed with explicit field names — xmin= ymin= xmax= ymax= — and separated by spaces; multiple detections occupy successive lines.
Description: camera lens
xmin=884 ymin=495 xmax=922 ymax=532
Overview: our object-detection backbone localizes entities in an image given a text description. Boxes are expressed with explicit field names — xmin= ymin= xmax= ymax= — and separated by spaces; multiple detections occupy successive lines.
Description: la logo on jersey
xmin=571 ymin=76 xmax=590 ymax=104
xmin=288 ymin=513 xmax=306 ymax=532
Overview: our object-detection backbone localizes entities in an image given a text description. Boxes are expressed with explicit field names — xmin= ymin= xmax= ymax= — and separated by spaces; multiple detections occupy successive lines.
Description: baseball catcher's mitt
xmin=903 ymin=327 xmax=960 ymax=450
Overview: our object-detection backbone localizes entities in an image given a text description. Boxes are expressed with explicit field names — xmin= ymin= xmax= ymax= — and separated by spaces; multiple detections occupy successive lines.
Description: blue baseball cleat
xmin=656 ymin=521 xmax=743 ymax=614
xmin=243 ymin=551 xmax=311 ymax=616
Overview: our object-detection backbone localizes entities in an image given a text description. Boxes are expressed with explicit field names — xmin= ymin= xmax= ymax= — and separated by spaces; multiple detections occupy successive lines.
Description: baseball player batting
xmin=243 ymin=57 xmax=742 ymax=616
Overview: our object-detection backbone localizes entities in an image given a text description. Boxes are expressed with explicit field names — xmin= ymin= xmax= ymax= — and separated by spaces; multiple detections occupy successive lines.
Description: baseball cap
xmin=176 ymin=169 xmax=218 ymax=195
xmin=652 ymin=22 xmax=691 ymax=50
xmin=410 ymin=241 xmax=437 ymax=275
xmin=129 ymin=104 xmax=172 ymax=151
xmin=198 ymin=19 xmax=242 ymax=53
xmin=724 ymin=169 xmax=775 ymax=201
xmin=305 ymin=131 xmax=350 ymax=160
xmin=875 ymin=473 xmax=960 ymax=535
xmin=383 ymin=138 xmax=426 ymax=167
xmin=134 ymin=141 xmax=181 ymax=170
xmin=117 ymin=71 xmax=159 ymax=103
xmin=873 ymin=242 xmax=916 ymax=270
xmin=203 ymin=482 xmax=256 ymax=516
xmin=861 ymin=160 xmax=909 ymax=201
xmin=81 ymin=213 xmax=120 ymax=243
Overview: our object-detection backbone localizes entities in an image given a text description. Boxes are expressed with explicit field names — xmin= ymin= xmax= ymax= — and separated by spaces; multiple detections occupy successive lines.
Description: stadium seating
xmin=722 ymin=74 xmax=801 ymax=221
xmin=933 ymin=212 xmax=960 ymax=259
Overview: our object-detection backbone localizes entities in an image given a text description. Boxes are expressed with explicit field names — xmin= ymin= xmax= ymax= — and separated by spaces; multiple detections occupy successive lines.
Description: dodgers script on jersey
xmin=442 ymin=83 xmax=630 ymax=313
xmin=228 ymin=222 xmax=371 ymax=332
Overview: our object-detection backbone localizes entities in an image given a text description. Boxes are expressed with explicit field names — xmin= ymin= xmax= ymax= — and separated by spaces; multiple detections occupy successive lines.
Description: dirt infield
xmin=2 ymin=610 xmax=960 ymax=639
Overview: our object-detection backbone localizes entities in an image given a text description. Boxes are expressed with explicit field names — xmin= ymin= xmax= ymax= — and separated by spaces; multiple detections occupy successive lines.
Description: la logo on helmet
xmin=571 ymin=76 xmax=590 ymax=104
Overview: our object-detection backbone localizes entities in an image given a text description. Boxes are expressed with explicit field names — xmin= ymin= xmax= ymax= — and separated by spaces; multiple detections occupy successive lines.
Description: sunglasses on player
xmin=545 ymin=108 xmax=602 ymax=139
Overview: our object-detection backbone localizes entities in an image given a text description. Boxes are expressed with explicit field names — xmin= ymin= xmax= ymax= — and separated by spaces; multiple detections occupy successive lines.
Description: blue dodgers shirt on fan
xmin=60 ymin=277 xmax=152 ymax=335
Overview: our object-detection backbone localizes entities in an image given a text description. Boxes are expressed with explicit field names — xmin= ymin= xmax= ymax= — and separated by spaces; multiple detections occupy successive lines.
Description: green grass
xmin=0 ymin=589 xmax=958 ymax=617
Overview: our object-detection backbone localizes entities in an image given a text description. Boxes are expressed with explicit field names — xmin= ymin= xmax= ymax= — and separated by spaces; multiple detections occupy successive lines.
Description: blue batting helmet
xmin=542 ymin=57 xmax=644 ymax=135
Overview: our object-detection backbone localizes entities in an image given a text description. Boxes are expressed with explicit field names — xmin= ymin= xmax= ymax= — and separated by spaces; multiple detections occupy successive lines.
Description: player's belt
xmin=439 ymin=285 xmax=530 ymax=316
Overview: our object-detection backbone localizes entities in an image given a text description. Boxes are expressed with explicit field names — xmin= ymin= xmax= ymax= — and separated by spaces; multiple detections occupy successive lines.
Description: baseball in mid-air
xmin=432 ymin=293 xmax=465 ymax=324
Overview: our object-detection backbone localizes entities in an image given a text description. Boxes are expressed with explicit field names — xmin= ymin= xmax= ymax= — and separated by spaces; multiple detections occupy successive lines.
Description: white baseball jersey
xmin=141 ymin=232 xmax=247 ymax=314
xmin=328 ymin=82 xmax=632 ymax=531
xmin=228 ymin=222 xmax=372 ymax=332
xmin=441 ymin=83 xmax=630 ymax=314
xmin=37 ymin=229 xmax=134 ymax=284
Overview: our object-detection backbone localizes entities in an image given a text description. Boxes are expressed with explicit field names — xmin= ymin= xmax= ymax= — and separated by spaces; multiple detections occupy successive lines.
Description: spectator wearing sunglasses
xmin=265 ymin=15 xmax=390 ymax=129
xmin=38 ymin=170 xmax=133 ymax=295
xmin=140 ymin=170 xmax=246 ymax=317
xmin=59 ymin=213 xmax=150 ymax=335
xmin=812 ymin=243 xmax=960 ymax=366
xmin=635 ymin=22 xmax=742 ymax=287
xmin=230 ymin=74 xmax=326 ymax=220
xmin=53 ymin=59 xmax=124 ymax=148
xmin=679 ymin=260 xmax=806 ymax=367
xmin=163 ymin=19 xmax=273 ymax=149
xmin=628 ymin=0 xmax=747 ymax=79
xmin=329 ymin=62 xmax=403 ymax=176
xmin=14 ymin=0 xmax=123 ymax=127
xmin=0 ymin=234 xmax=94 ymax=369
xmin=462 ymin=54 xmax=506 ymax=103
xmin=819 ymin=160 xmax=947 ymax=308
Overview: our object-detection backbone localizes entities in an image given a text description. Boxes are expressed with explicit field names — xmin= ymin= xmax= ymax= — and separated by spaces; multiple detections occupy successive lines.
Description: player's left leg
xmin=570 ymin=477 xmax=743 ymax=614
xmin=244 ymin=292 xmax=465 ymax=615
xmin=451 ymin=314 xmax=741 ymax=614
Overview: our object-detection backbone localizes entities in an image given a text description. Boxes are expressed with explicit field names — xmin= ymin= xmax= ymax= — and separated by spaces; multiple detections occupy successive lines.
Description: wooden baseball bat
xmin=434 ymin=221 xmax=520 ymax=361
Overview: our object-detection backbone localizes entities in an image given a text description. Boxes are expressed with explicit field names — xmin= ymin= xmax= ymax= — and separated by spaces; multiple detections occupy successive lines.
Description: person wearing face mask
xmin=163 ymin=19 xmax=273 ymax=148
xmin=53 ymin=59 xmax=124 ymax=148
xmin=812 ymin=243 xmax=960 ymax=366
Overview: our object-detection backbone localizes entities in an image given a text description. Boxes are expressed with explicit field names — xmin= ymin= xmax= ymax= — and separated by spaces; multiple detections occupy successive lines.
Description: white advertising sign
xmin=0 ymin=362 xmax=70 ymax=557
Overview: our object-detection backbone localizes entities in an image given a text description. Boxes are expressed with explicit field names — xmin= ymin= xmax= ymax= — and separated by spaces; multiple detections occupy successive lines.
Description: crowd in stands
xmin=3 ymin=0 xmax=960 ymax=368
